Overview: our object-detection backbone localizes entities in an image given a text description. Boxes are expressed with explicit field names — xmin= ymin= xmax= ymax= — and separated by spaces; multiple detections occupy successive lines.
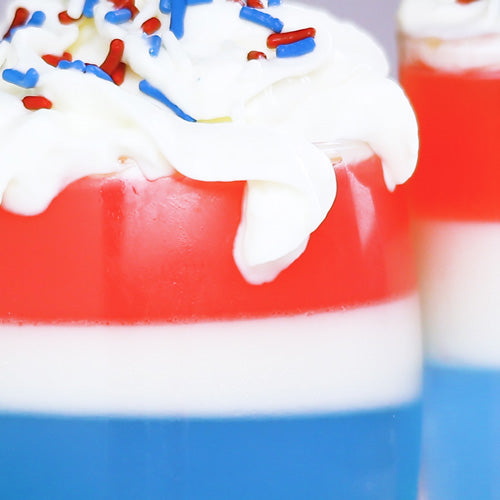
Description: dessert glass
xmin=399 ymin=35 xmax=500 ymax=500
xmin=0 ymin=148 xmax=422 ymax=500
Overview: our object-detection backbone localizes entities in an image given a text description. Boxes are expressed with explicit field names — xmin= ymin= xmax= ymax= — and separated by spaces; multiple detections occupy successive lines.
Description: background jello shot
xmin=398 ymin=1 xmax=500 ymax=499
xmin=0 ymin=1 xmax=420 ymax=499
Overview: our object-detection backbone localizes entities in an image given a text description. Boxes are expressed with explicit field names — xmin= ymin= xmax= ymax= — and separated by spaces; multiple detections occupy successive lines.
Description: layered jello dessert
xmin=0 ymin=1 xmax=420 ymax=499
xmin=398 ymin=1 xmax=500 ymax=499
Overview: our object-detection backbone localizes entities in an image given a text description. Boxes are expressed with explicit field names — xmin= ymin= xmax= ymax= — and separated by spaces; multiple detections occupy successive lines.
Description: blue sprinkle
xmin=276 ymin=37 xmax=316 ymax=58
xmin=170 ymin=0 xmax=187 ymax=39
xmin=58 ymin=59 xmax=87 ymax=72
xmin=105 ymin=8 xmax=132 ymax=24
xmin=149 ymin=35 xmax=162 ymax=57
xmin=139 ymin=80 xmax=196 ymax=122
xmin=27 ymin=11 xmax=46 ymax=27
xmin=2 ymin=68 xmax=39 ymax=88
xmin=159 ymin=0 xmax=171 ymax=14
xmin=186 ymin=0 xmax=212 ymax=4
xmin=268 ymin=0 xmax=281 ymax=5
xmin=83 ymin=0 xmax=99 ymax=18
xmin=4 ymin=27 xmax=18 ymax=41
xmin=239 ymin=6 xmax=283 ymax=33
xmin=85 ymin=64 xmax=114 ymax=82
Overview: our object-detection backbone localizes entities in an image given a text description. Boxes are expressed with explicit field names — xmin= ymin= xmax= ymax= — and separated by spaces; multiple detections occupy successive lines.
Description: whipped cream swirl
xmin=0 ymin=0 xmax=418 ymax=283
xmin=398 ymin=0 xmax=500 ymax=70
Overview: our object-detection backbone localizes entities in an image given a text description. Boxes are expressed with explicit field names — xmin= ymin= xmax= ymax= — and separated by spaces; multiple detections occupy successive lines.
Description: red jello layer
xmin=0 ymin=156 xmax=415 ymax=323
xmin=400 ymin=62 xmax=500 ymax=221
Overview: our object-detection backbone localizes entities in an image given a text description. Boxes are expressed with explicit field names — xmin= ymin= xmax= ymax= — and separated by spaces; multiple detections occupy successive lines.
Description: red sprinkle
xmin=141 ymin=17 xmax=161 ymax=35
xmin=22 ymin=96 xmax=53 ymax=111
xmin=110 ymin=0 xmax=139 ymax=17
xmin=100 ymin=39 xmax=125 ymax=76
xmin=267 ymin=27 xmax=316 ymax=49
xmin=457 ymin=0 xmax=479 ymax=3
xmin=247 ymin=50 xmax=267 ymax=61
xmin=3 ymin=7 xmax=29 ymax=39
xmin=247 ymin=0 xmax=264 ymax=8
xmin=111 ymin=61 xmax=126 ymax=86
xmin=42 ymin=52 xmax=73 ymax=67
xmin=58 ymin=10 xmax=81 ymax=24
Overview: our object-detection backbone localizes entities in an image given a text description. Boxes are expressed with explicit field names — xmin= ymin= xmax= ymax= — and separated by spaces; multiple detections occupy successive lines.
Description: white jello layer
xmin=416 ymin=220 xmax=500 ymax=367
xmin=0 ymin=295 xmax=421 ymax=417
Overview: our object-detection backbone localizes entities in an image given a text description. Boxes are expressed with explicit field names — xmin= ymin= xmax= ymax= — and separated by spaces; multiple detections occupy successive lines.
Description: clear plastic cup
xmin=399 ymin=35 xmax=500 ymax=500
xmin=0 ymin=147 xmax=422 ymax=500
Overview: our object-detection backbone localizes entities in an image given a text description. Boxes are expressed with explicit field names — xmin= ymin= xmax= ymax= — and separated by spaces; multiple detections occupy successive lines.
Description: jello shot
xmin=398 ymin=1 xmax=500 ymax=499
xmin=0 ymin=1 xmax=420 ymax=499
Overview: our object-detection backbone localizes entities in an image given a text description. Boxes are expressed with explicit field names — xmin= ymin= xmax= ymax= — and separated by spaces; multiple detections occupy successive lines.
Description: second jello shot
xmin=398 ymin=1 xmax=500 ymax=499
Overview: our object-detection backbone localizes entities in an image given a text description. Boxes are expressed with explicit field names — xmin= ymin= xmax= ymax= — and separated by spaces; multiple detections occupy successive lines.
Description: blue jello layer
xmin=424 ymin=362 xmax=500 ymax=500
xmin=0 ymin=403 xmax=420 ymax=500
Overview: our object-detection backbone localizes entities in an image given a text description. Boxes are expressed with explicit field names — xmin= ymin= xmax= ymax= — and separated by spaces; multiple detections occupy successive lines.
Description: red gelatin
xmin=0 ymin=156 xmax=415 ymax=324
xmin=400 ymin=62 xmax=500 ymax=221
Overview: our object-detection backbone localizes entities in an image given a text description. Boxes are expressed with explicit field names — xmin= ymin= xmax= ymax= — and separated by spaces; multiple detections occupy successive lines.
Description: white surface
xmin=0 ymin=295 xmax=422 ymax=416
xmin=416 ymin=220 xmax=500 ymax=367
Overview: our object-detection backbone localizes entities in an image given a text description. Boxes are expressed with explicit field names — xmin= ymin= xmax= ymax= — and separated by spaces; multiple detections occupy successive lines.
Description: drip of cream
xmin=0 ymin=0 xmax=418 ymax=283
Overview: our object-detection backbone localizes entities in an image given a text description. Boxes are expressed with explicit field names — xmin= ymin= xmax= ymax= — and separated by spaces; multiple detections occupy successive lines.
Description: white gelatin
xmin=416 ymin=220 xmax=500 ymax=367
xmin=0 ymin=294 xmax=422 ymax=417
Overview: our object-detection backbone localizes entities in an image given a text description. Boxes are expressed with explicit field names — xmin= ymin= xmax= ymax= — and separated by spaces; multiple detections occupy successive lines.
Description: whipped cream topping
xmin=0 ymin=0 xmax=418 ymax=283
xmin=398 ymin=0 xmax=500 ymax=70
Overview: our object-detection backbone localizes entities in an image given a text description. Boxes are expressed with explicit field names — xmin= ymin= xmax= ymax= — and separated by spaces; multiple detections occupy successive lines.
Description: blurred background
xmin=0 ymin=0 xmax=401 ymax=71
xmin=311 ymin=0 xmax=400 ymax=73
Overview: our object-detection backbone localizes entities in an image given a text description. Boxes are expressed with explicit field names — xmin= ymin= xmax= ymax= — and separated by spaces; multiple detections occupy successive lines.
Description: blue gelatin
xmin=0 ymin=403 xmax=420 ymax=500
xmin=423 ymin=362 xmax=500 ymax=500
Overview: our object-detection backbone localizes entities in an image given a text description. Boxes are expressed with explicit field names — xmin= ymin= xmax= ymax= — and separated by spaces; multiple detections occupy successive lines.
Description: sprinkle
xmin=27 ymin=11 xmax=46 ymax=27
xmin=247 ymin=0 xmax=264 ymax=8
xmin=2 ymin=68 xmax=39 ymax=88
xmin=142 ymin=17 xmax=161 ymax=35
xmin=159 ymin=0 xmax=171 ymax=14
xmin=110 ymin=0 xmax=139 ymax=17
xmin=22 ymin=95 xmax=53 ymax=110
xmin=111 ymin=62 xmax=126 ymax=85
xmin=268 ymin=0 xmax=281 ymax=5
xmin=58 ymin=10 xmax=81 ymax=24
xmin=85 ymin=64 xmax=114 ymax=82
xmin=170 ymin=0 xmax=187 ymax=39
xmin=100 ymin=39 xmax=125 ymax=75
xmin=247 ymin=50 xmax=267 ymax=60
xmin=83 ymin=0 xmax=99 ymax=18
xmin=105 ymin=8 xmax=132 ymax=24
xmin=149 ymin=35 xmax=162 ymax=57
xmin=139 ymin=79 xmax=196 ymax=122
xmin=276 ymin=37 xmax=316 ymax=58
xmin=239 ymin=7 xmax=283 ymax=33
xmin=58 ymin=59 xmax=87 ymax=72
xmin=267 ymin=27 xmax=316 ymax=48
xmin=42 ymin=52 xmax=73 ymax=67
xmin=186 ymin=0 xmax=213 ymax=4
xmin=3 ymin=7 xmax=29 ymax=40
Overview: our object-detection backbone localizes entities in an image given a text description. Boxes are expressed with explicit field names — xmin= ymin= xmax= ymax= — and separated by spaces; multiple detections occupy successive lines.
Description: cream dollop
xmin=0 ymin=0 xmax=418 ymax=283
xmin=398 ymin=0 xmax=500 ymax=70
